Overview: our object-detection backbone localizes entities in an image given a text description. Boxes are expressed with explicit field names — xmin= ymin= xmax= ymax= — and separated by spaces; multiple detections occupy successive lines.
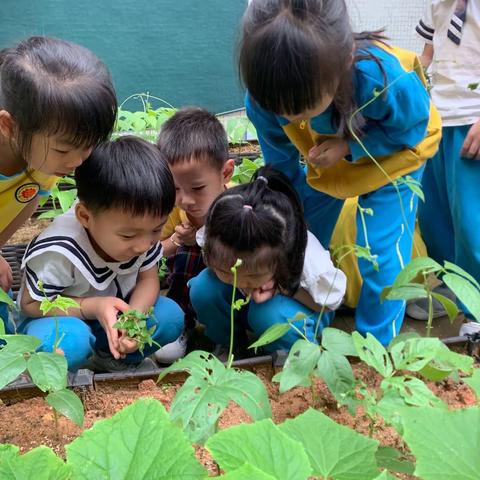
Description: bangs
xmin=204 ymin=237 xmax=281 ymax=277
xmin=240 ymin=16 xmax=339 ymax=115
xmin=40 ymin=79 xmax=117 ymax=148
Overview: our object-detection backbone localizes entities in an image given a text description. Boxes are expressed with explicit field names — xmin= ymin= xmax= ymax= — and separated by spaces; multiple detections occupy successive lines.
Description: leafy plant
xmin=231 ymin=156 xmax=264 ymax=184
xmin=223 ymin=115 xmax=257 ymax=145
xmin=37 ymin=176 xmax=77 ymax=220
xmin=113 ymin=308 xmax=159 ymax=355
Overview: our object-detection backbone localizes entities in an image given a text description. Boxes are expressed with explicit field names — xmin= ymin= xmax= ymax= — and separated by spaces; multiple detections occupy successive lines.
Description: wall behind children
xmin=1 ymin=0 xmax=248 ymax=113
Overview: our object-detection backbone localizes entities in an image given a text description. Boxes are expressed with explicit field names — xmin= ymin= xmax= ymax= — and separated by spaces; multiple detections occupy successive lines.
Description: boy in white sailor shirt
xmin=18 ymin=136 xmax=184 ymax=372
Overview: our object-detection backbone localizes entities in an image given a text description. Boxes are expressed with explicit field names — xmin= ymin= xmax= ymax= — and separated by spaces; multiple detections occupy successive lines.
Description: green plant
xmin=37 ymin=176 xmax=77 ymax=220
xmin=0 ymin=285 xmax=84 ymax=428
xmin=223 ymin=115 xmax=257 ymax=145
xmin=158 ymin=256 xmax=169 ymax=282
xmin=231 ymin=156 xmax=264 ymax=184
xmin=113 ymin=308 xmax=159 ymax=355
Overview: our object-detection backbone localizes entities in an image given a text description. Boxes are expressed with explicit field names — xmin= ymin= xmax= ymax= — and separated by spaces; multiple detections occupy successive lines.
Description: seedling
xmin=113 ymin=308 xmax=159 ymax=355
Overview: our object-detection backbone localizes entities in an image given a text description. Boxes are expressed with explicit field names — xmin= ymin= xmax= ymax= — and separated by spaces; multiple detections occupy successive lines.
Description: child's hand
xmin=461 ymin=120 xmax=480 ymax=160
xmin=117 ymin=334 xmax=138 ymax=356
xmin=249 ymin=279 xmax=276 ymax=304
xmin=0 ymin=255 xmax=13 ymax=292
xmin=174 ymin=223 xmax=197 ymax=246
xmin=308 ymin=138 xmax=350 ymax=168
xmin=87 ymin=296 xmax=129 ymax=360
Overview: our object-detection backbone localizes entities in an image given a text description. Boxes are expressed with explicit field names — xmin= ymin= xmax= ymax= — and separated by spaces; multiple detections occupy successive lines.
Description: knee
xmin=189 ymin=269 xmax=224 ymax=311
xmin=152 ymin=297 xmax=184 ymax=344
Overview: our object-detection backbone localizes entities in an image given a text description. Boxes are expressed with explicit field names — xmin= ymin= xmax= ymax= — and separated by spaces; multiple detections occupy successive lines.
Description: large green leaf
xmin=464 ymin=369 xmax=480 ymax=401
xmin=321 ymin=328 xmax=358 ymax=356
xmin=0 ymin=446 xmax=70 ymax=480
xmin=373 ymin=472 xmax=397 ymax=480
xmin=218 ymin=463 xmax=276 ymax=479
xmin=0 ymin=350 xmax=26 ymax=389
xmin=375 ymin=447 xmax=415 ymax=475
xmin=316 ymin=350 xmax=355 ymax=402
xmin=381 ymin=284 xmax=428 ymax=302
xmin=431 ymin=291 xmax=460 ymax=322
xmin=67 ymin=398 xmax=206 ymax=479
xmin=389 ymin=337 xmax=441 ymax=372
xmin=206 ymin=419 xmax=312 ymax=480
xmin=444 ymin=261 xmax=480 ymax=290
xmin=443 ymin=273 xmax=480 ymax=321
xmin=352 ymin=332 xmax=393 ymax=377
xmin=272 ymin=339 xmax=320 ymax=393
xmin=279 ymin=409 xmax=379 ymax=480
xmin=0 ymin=444 xmax=18 ymax=463
xmin=249 ymin=323 xmax=292 ymax=350
xmin=401 ymin=407 xmax=480 ymax=480
xmin=392 ymin=257 xmax=442 ymax=287
xmin=0 ymin=335 xmax=41 ymax=354
xmin=160 ymin=351 xmax=270 ymax=444
xmin=374 ymin=389 xmax=407 ymax=433
xmin=27 ymin=352 xmax=68 ymax=392
xmin=46 ymin=389 xmax=84 ymax=427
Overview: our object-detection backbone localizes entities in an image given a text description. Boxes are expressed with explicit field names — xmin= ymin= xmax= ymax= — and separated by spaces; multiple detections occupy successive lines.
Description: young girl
xmin=189 ymin=167 xmax=346 ymax=353
xmin=239 ymin=0 xmax=442 ymax=345
xmin=0 ymin=36 xmax=117 ymax=329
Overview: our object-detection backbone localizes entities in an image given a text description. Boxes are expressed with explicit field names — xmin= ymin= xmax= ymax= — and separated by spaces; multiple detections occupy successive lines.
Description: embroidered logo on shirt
xmin=15 ymin=183 xmax=40 ymax=203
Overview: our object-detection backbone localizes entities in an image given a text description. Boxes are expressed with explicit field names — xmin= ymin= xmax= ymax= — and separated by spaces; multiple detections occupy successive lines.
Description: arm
xmin=128 ymin=265 xmax=160 ymax=313
xmin=419 ymin=44 xmax=434 ymax=69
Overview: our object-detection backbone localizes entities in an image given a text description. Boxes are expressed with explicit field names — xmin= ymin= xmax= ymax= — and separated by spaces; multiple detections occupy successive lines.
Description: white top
xmin=18 ymin=208 xmax=163 ymax=305
xmin=416 ymin=1 xmax=480 ymax=126
xmin=196 ymin=227 xmax=347 ymax=310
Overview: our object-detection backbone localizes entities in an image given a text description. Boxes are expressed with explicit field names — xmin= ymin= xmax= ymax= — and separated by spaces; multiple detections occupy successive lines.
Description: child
xmin=18 ymin=136 xmax=184 ymax=372
xmin=155 ymin=107 xmax=234 ymax=362
xmin=189 ymin=167 xmax=346 ymax=353
xmin=415 ymin=0 xmax=480 ymax=332
xmin=0 ymin=36 xmax=117 ymax=331
xmin=238 ymin=0 xmax=442 ymax=345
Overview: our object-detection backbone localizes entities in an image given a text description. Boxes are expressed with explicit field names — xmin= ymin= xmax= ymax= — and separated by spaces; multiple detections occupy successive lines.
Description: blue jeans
xmin=189 ymin=268 xmax=333 ymax=352
xmin=18 ymin=296 xmax=184 ymax=371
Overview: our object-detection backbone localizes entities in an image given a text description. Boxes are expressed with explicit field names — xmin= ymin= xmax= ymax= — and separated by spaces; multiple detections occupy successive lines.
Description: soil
xmin=5 ymin=218 xmax=51 ymax=246
xmin=0 ymin=361 xmax=477 ymax=478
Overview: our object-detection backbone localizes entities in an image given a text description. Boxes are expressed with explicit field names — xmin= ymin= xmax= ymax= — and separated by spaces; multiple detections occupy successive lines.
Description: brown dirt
xmin=6 ymin=218 xmax=51 ymax=245
xmin=0 ymin=362 xmax=477 ymax=478
xmin=229 ymin=142 xmax=261 ymax=155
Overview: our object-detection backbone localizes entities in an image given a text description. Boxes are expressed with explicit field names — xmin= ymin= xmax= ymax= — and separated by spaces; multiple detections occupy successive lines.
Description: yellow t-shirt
xmin=0 ymin=170 xmax=58 ymax=232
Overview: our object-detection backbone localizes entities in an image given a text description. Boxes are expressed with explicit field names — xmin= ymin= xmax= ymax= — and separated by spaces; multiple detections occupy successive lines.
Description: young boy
xmin=155 ymin=108 xmax=234 ymax=362
xmin=17 ymin=136 xmax=184 ymax=372
xmin=415 ymin=1 xmax=480 ymax=331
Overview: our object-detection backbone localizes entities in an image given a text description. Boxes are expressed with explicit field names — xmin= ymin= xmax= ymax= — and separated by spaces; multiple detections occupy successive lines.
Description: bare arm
xmin=128 ymin=265 xmax=160 ymax=313
xmin=293 ymin=287 xmax=330 ymax=313
xmin=419 ymin=43 xmax=434 ymax=69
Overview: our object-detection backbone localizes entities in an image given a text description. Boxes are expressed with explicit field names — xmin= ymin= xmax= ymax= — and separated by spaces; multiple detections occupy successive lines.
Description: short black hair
xmin=75 ymin=136 xmax=175 ymax=218
xmin=156 ymin=107 xmax=228 ymax=170
xmin=0 ymin=36 xmax=117 ymax=159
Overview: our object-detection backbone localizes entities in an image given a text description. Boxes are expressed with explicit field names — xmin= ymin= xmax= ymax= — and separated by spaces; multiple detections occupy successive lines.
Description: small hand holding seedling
xmin=113 ymin=307 xmax=159 ymax=356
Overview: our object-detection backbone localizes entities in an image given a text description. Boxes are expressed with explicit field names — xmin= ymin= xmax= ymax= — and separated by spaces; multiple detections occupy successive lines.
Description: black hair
xmin=203 ymin=165 xmax=307 ymax=296
xmin=0 ymin=36 xmax=117 ymax=160
xmin=156 ymin=107 xmax=229 ymax=169
xmin=75 ymin=135 xmax=175 ymax=218
xmin=238 ymin=0 xmax=387 ymax=138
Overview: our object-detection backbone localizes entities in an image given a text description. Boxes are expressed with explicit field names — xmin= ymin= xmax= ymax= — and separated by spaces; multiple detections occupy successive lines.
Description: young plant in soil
xmin=0 ymin=284 xmax=84 ymax=430
xmin=157 ymin=258 xmax=271 ymax=445
xmin=113 ymin=308 xmax=159 ymax=355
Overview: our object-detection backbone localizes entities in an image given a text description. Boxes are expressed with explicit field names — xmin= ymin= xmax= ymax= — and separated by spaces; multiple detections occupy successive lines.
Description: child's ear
xmin=222 ymin=159 xmax=235 ymax=183
xmin=75 ymin=202 xmax=93 ymax=228
xmin=0 ymin=110 xmax=16 ymax=140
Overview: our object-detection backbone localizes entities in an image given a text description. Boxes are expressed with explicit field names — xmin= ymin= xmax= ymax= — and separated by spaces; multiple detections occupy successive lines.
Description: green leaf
xmin=392 ymin=256 xmax=443 ymax=287
xmin=381 ymin=376 xmax=446 ymax=409
xmin=419 ymin=342 xmax=473 ymax=380
xmin=0 ymin=288 xmax=15 ymax=310
xmin=279 ymin=409 xmax=379 ymax=480
xmin=0 ymin=350 xmax=26 ymax=389
xmin=387 ymin=332 xmax=420 ymax=350
xmin=0 ymin=446 xmax=70 ymax=480
xmin=443 ymin=273 xmax=480 ymax=322
xmin=352 ymin=332 xmax=393 ymax=377
xmin=468 ymin=82 xmax=479 ymax=91
xmin=444 ymin=261 xmax=480 ymax=290
xmin=389 ymin=337 xmax=441 ymax=372
xmin=0 ymin=444 xmax=18 ymax=462
xmin=381 ymin=284 xmax=428 ymax=302
xmin=401 ymin=407 xmax=480 ymax=479
xmin=463 ymin=369 xmax=480 ymax=400
xmin=403 ymin=175 xmax=425 ymax=201
xmin=375 ymin=447 xmax=415 ymax=475
xmin=431 ymin=291 xmax=460 ymax=322
xmin=373 ymin=472 xmax=397 ymax=480
xmin=249 ymin=322 xmax=292 ymax=350
xmin=218 ymin=463 xmax=276 ymax=479
xmin=57 ymin=188 xmax=77 ymax=213
xmin=160 ymin=351 xmax=271 ymax=444
xmin=374 ymin=389 xmax=407 ymax=433
xmin=46 ymin=389 xmax=84 ymax=427
xmin=316 ymin=350 xmax=355 ymax=402
xmin=0 ymin=335 xmax=41 ymax=354
xmin=27 ymin=352 xmax=68 ymax=392
xmin=206 ymin=419 xmax=312 ymax=480
xmin=67 ymin=398 xmax=205 ymax=479
xmin=40 ymin=295 xmax=79 ymax=316
xmin=272 ymin=339 xmax=320 ymax=393
xmin=321 ymin=327 xmax=358 ymax=356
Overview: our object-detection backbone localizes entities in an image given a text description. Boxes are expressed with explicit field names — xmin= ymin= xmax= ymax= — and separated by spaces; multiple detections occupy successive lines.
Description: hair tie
xmin=243 ymin=204 xmax=253 ymax=210
xmin=256 ymin=175 xmax=268 ymax=185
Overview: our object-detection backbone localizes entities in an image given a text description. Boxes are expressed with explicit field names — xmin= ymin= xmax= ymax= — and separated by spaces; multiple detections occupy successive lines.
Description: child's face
xmin=28 ymin=133 xmax=93 ymax=177
xmin=170 ymin=158 xmax=234 ymax=224
xmin=76 ymin=204 xmax=167 ymax=263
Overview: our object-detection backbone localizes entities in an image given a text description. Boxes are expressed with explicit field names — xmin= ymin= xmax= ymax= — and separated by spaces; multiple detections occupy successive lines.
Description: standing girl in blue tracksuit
xmin=238 ymin=0 xmax=442 ymax=345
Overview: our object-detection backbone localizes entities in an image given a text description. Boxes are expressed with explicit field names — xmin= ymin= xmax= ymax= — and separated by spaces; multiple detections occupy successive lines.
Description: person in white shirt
xmin=18 ymin=136 xmax=184 ymax=372
xmin=189 ymin=167 xmax=347 ymax=354
xmin=414 ymin=0 xmax=480 ymax=328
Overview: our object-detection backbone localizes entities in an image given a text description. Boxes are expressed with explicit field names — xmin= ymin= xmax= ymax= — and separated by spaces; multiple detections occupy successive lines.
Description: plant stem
xmin=426 ymin=293 xmax=433 ymax=337
xmin=227 ymin=260 xmax=242 ymax=369
xmin=53 ymin=408 xmax=60 ymax=439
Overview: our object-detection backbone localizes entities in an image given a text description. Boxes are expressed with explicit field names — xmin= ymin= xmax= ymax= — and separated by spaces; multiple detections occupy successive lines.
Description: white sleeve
xmin=23 ymin=251 xmax=75 ymax=301
xmin=299 ymin=232 xmax=347 ymax=310
xmin=415 ymin=1 xmax=434 ymax=44
xmin=195 ymin=226 xmax=206 ymax=248
xmin=139 ymin=242 xmax=163 ymax=272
